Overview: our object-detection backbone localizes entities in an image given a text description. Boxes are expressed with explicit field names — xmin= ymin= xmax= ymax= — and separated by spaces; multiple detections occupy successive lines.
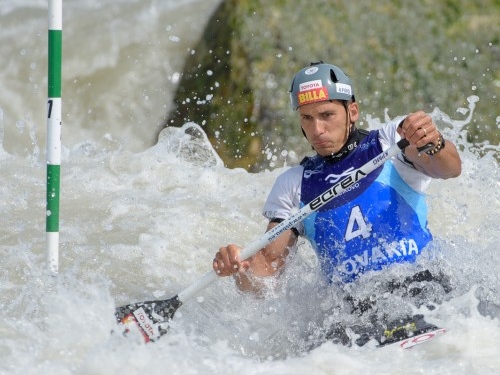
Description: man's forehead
xmin=298 ymin=100 xmax=342 ymax=113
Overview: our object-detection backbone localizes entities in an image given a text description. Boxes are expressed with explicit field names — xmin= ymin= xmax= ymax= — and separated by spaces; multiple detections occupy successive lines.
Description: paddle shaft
xmin=177 ymin=138 xmax=410 ymax=303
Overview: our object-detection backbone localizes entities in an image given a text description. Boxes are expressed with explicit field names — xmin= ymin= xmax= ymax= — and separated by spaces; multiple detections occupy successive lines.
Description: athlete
xmin=213 ymin=62 xmax=462 ymax=345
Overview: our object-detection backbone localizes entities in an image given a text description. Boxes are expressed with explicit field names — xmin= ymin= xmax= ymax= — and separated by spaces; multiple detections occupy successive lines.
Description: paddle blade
xmin=115 ymin=295 xmax=182 ymax=342
xmin=373 ymin=314 xmax=443 ymax=348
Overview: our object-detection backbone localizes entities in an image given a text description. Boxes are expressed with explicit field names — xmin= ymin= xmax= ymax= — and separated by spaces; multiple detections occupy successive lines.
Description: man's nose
xmin=311 ymin=118 xmax=324 ymax=134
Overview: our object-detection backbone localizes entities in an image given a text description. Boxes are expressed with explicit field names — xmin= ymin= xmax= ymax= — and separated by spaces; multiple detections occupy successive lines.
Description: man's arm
xmin=397 ymin=111 xmax=462 ymax=179
xmin=213 ymin=221 xmax=297 ymax=293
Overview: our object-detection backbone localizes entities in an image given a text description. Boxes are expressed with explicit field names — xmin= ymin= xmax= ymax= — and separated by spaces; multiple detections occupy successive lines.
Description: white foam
xmin=0 ymin=1 xmax=498 ymax=374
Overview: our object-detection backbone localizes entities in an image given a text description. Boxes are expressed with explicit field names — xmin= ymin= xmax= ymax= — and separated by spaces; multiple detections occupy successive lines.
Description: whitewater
xmin=1 ymin=1 xmax=499 ymax=374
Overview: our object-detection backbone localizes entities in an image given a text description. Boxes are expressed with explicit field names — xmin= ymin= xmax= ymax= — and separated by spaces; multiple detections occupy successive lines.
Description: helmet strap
xmin=324 ymin=126 xmax=363 ymax=163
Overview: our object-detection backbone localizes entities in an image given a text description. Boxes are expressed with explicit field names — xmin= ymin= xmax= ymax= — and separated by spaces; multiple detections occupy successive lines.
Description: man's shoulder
xmin=275 ymin=164 xmax=304 ymax=182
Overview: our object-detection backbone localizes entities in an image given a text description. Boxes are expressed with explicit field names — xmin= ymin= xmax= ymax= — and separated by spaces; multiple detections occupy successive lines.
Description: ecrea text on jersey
xmin=309 ymin=170 xmax=367 ymax=210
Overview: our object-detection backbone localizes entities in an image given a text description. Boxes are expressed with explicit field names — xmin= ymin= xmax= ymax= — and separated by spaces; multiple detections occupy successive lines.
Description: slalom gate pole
xmin=46 ymin=0 xmax=62 ymax=274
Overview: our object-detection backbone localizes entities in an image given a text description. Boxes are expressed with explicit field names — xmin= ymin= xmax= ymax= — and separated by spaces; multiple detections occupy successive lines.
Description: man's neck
xmin=323 ymin=126 xmax=366 ymax=163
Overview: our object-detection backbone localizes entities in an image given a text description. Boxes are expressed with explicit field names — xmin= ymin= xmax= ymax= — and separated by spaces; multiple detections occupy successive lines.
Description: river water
xmin=1 ymin=1 xmax=499 ymax=374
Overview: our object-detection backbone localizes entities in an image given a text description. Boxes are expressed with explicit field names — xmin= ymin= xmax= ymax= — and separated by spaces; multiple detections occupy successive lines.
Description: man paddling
xmin=213 ymin=61 xmax=462 ymax=346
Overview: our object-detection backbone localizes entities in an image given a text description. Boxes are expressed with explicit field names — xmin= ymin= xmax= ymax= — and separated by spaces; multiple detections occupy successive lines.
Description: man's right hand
xmin=213 ymin=244 xmax=251 ymax=277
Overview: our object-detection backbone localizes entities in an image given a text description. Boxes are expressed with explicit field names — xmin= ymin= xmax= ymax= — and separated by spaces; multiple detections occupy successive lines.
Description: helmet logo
xmin=297 ymin=87 xmax=328 ymax=106
xmin=335 ymin=83 xmax=352 ymax=96
xmin=304 ymin=66 xmax=319 ymax=75
xmin=299 ymin=80 xmax=322 ymax=92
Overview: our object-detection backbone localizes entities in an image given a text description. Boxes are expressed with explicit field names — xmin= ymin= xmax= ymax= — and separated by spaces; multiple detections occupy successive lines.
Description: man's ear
xmin=348 ymin=102 xmax=360 ymax=122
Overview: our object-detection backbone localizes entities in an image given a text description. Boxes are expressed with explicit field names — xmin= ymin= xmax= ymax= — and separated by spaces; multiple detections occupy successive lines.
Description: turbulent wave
xmin=2 ymin=96 xmax=499 ymax=373
xmin=1 ymin=1 xmax=499 ymax=374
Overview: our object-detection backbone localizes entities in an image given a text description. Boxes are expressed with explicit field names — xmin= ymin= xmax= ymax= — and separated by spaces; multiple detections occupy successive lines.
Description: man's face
xmin=298 ymin=100 xmax=359 ymax=156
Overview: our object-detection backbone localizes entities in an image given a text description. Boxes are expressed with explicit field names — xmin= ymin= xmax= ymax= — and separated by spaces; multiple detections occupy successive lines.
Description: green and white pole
xmin=47 ymin=0 xmax=62 ymax=274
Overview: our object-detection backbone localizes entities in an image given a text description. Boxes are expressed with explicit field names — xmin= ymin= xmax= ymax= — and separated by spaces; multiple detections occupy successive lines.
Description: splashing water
xmin=1 ymin=95 xmax=499 ymax=374
xmin=1 ymin=0 xmax=499 ymax=373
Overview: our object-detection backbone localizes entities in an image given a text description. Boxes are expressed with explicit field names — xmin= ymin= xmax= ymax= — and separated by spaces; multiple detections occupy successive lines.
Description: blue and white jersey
xmin=263 ymin=119 xmax=433 ymax=283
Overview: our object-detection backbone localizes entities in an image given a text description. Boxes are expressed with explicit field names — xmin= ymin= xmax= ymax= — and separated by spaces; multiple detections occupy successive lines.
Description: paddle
xmin=115 ymin=137 xmax=422 ymax=343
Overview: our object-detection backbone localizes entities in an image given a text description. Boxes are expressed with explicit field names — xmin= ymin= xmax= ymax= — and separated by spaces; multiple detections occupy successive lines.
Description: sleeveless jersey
xmin=300 ymin=130 xmax=432 ymax=283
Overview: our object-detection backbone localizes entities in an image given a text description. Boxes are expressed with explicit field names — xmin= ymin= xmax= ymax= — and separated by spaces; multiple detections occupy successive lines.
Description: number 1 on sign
xmin=47 ymin=99 xmax=53 ymax=118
